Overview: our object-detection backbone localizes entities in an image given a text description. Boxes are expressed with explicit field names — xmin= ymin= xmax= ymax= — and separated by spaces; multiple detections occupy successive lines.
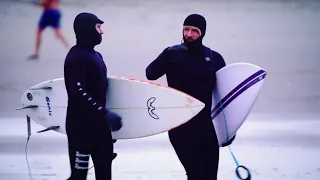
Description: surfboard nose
xmin=185 ymin=96 xmax=205 ymax=107
xmin=185 ymin=96 xmax=205 ymax=117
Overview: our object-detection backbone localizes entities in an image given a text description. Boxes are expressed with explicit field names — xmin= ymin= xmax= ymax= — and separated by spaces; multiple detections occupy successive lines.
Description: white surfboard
xmin=211 ymin=62 xmax=267 ymax=147
xmin=17 ymin=76 xmax=205 ymax=139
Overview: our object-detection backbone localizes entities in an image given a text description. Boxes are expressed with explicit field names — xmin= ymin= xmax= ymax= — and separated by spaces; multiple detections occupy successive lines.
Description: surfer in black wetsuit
xmin=146 ymin=14 xmax=236 ymax=180
xmin=64 ymin=12 xmax=122 ymax=180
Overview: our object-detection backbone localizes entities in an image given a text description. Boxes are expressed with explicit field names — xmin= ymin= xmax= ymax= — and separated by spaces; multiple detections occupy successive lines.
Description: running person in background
xmin=29 ymin=0 xmax=69 ymax=59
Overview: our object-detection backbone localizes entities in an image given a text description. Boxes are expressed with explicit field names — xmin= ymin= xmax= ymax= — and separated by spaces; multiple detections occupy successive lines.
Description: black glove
xmin=222 ymin=134 xmax=236 ymax=147
xmin=104 ymin=110 xmax=122 ymax=131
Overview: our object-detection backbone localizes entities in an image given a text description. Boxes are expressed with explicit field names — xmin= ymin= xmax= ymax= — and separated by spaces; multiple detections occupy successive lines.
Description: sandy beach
xmin=1 ymin=115 xmax=320 ymax=180
xmin=0 ymin=0 xmax=320 ymax=179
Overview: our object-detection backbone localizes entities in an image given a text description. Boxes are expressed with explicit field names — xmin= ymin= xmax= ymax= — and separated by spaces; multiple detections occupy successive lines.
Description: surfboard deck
xmin=18 ymin=76 xmax=205 ymax=139
xmin=212 ymin=62 xmax=267 ymax=147
xmin=17 ymin=62 xmax=267 ymax=144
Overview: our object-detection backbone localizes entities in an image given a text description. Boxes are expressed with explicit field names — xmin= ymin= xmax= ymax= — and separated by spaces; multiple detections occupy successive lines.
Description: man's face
xmin=95 ymin=23 xmax=103 ymax=34
xmin=183 ymin=26 xmax=200 ymax=42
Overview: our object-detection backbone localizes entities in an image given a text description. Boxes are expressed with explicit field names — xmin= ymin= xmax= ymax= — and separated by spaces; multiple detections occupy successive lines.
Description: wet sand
xmin=1 ymin=115 xmax=320 ymax=180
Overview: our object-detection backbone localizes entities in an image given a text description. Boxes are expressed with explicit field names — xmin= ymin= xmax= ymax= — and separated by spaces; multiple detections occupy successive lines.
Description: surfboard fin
xmin=30 ymin=86 xmax=52 ymax=90
xmin=37 ymin=126 xmax=60 ymax=133
xmin=15 ymin=105 xmax=38 ymax=110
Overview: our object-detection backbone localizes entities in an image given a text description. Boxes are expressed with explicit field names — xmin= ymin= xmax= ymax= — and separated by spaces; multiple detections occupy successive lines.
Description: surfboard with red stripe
xmin=17 ymin=76 xmax=205 ymax=139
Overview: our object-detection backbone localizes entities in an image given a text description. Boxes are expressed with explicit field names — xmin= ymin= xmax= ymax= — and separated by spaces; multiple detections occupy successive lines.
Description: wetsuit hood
xmin=182 ymin=14 xmax=206 ymax=50
xmin=73 ymin=12 xmax=104 ymax=48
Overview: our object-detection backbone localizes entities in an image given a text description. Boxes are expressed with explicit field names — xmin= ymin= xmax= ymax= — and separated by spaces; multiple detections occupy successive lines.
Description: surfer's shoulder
xmin=65 ymin=47 xmax=91 ymax=64
xmin=203 ymin=46 xmax=224 ymax=60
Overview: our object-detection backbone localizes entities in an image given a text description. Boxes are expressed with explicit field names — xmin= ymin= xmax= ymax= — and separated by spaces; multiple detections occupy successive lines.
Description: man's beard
xmin=185 ymin=37 xmax=194 ymax=42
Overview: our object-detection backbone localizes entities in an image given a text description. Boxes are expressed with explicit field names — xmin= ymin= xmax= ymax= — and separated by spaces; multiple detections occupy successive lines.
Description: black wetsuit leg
xmin=168 ymin=118 xmax=220 ymax=180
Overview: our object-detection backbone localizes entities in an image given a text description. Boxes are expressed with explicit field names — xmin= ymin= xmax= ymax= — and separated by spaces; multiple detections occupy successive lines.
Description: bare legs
xmin=30 ymin=28 xmax=43 ymax=58
xmin=29 ymin=27 xmax=69 ymax=59
xmin=54 ymin=28 xmax=70 ymax=49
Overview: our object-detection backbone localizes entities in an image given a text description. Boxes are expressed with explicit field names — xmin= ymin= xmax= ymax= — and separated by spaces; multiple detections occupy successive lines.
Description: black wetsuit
xmin=64 ymin=13 xmax=113 ymax=180
xmin=146 ymin=14 xmax=226 ymax=180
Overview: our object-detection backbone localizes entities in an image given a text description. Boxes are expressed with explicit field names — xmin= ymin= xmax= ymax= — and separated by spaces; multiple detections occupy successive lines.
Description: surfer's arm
xmin=65 ymin=57 xmax=108 ymax=116
xmin=146 ymin=47 xmax=170 ymax=80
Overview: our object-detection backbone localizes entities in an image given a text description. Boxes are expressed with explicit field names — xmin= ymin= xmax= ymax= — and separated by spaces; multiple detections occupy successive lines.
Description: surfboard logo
xmin=27 ymin=93 xmax=33 ymax=101
xmin=45 ymin=96 xmax=53 ymax=116
xmin=147 ymin=97 xmax=159 ymax=119
xmin=38 ymin=116 xmax=46 ymax=121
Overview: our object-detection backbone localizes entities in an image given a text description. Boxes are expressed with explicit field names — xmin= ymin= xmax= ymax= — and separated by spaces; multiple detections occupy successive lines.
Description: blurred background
xmin=0 ymin=0 xmax=319 ymax=118
xmin=0 ymin=0 xmax=319 ymax=179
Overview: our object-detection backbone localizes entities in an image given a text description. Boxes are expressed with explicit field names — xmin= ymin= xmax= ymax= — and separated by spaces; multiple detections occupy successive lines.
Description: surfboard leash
xmin=25 ymin=115 xmax=33 ymax=180
xmin=23 ymin=115 xmax=96 ymax=178
xmin=215 ymin=87 xmax=251 ymax=180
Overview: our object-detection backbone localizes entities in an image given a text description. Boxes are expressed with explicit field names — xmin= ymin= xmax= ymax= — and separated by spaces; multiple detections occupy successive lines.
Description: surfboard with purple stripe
xmin=211 ymin=70 xmax=267 ymax=119
xmin=211 ymin=63 xmax=267 ymax=147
